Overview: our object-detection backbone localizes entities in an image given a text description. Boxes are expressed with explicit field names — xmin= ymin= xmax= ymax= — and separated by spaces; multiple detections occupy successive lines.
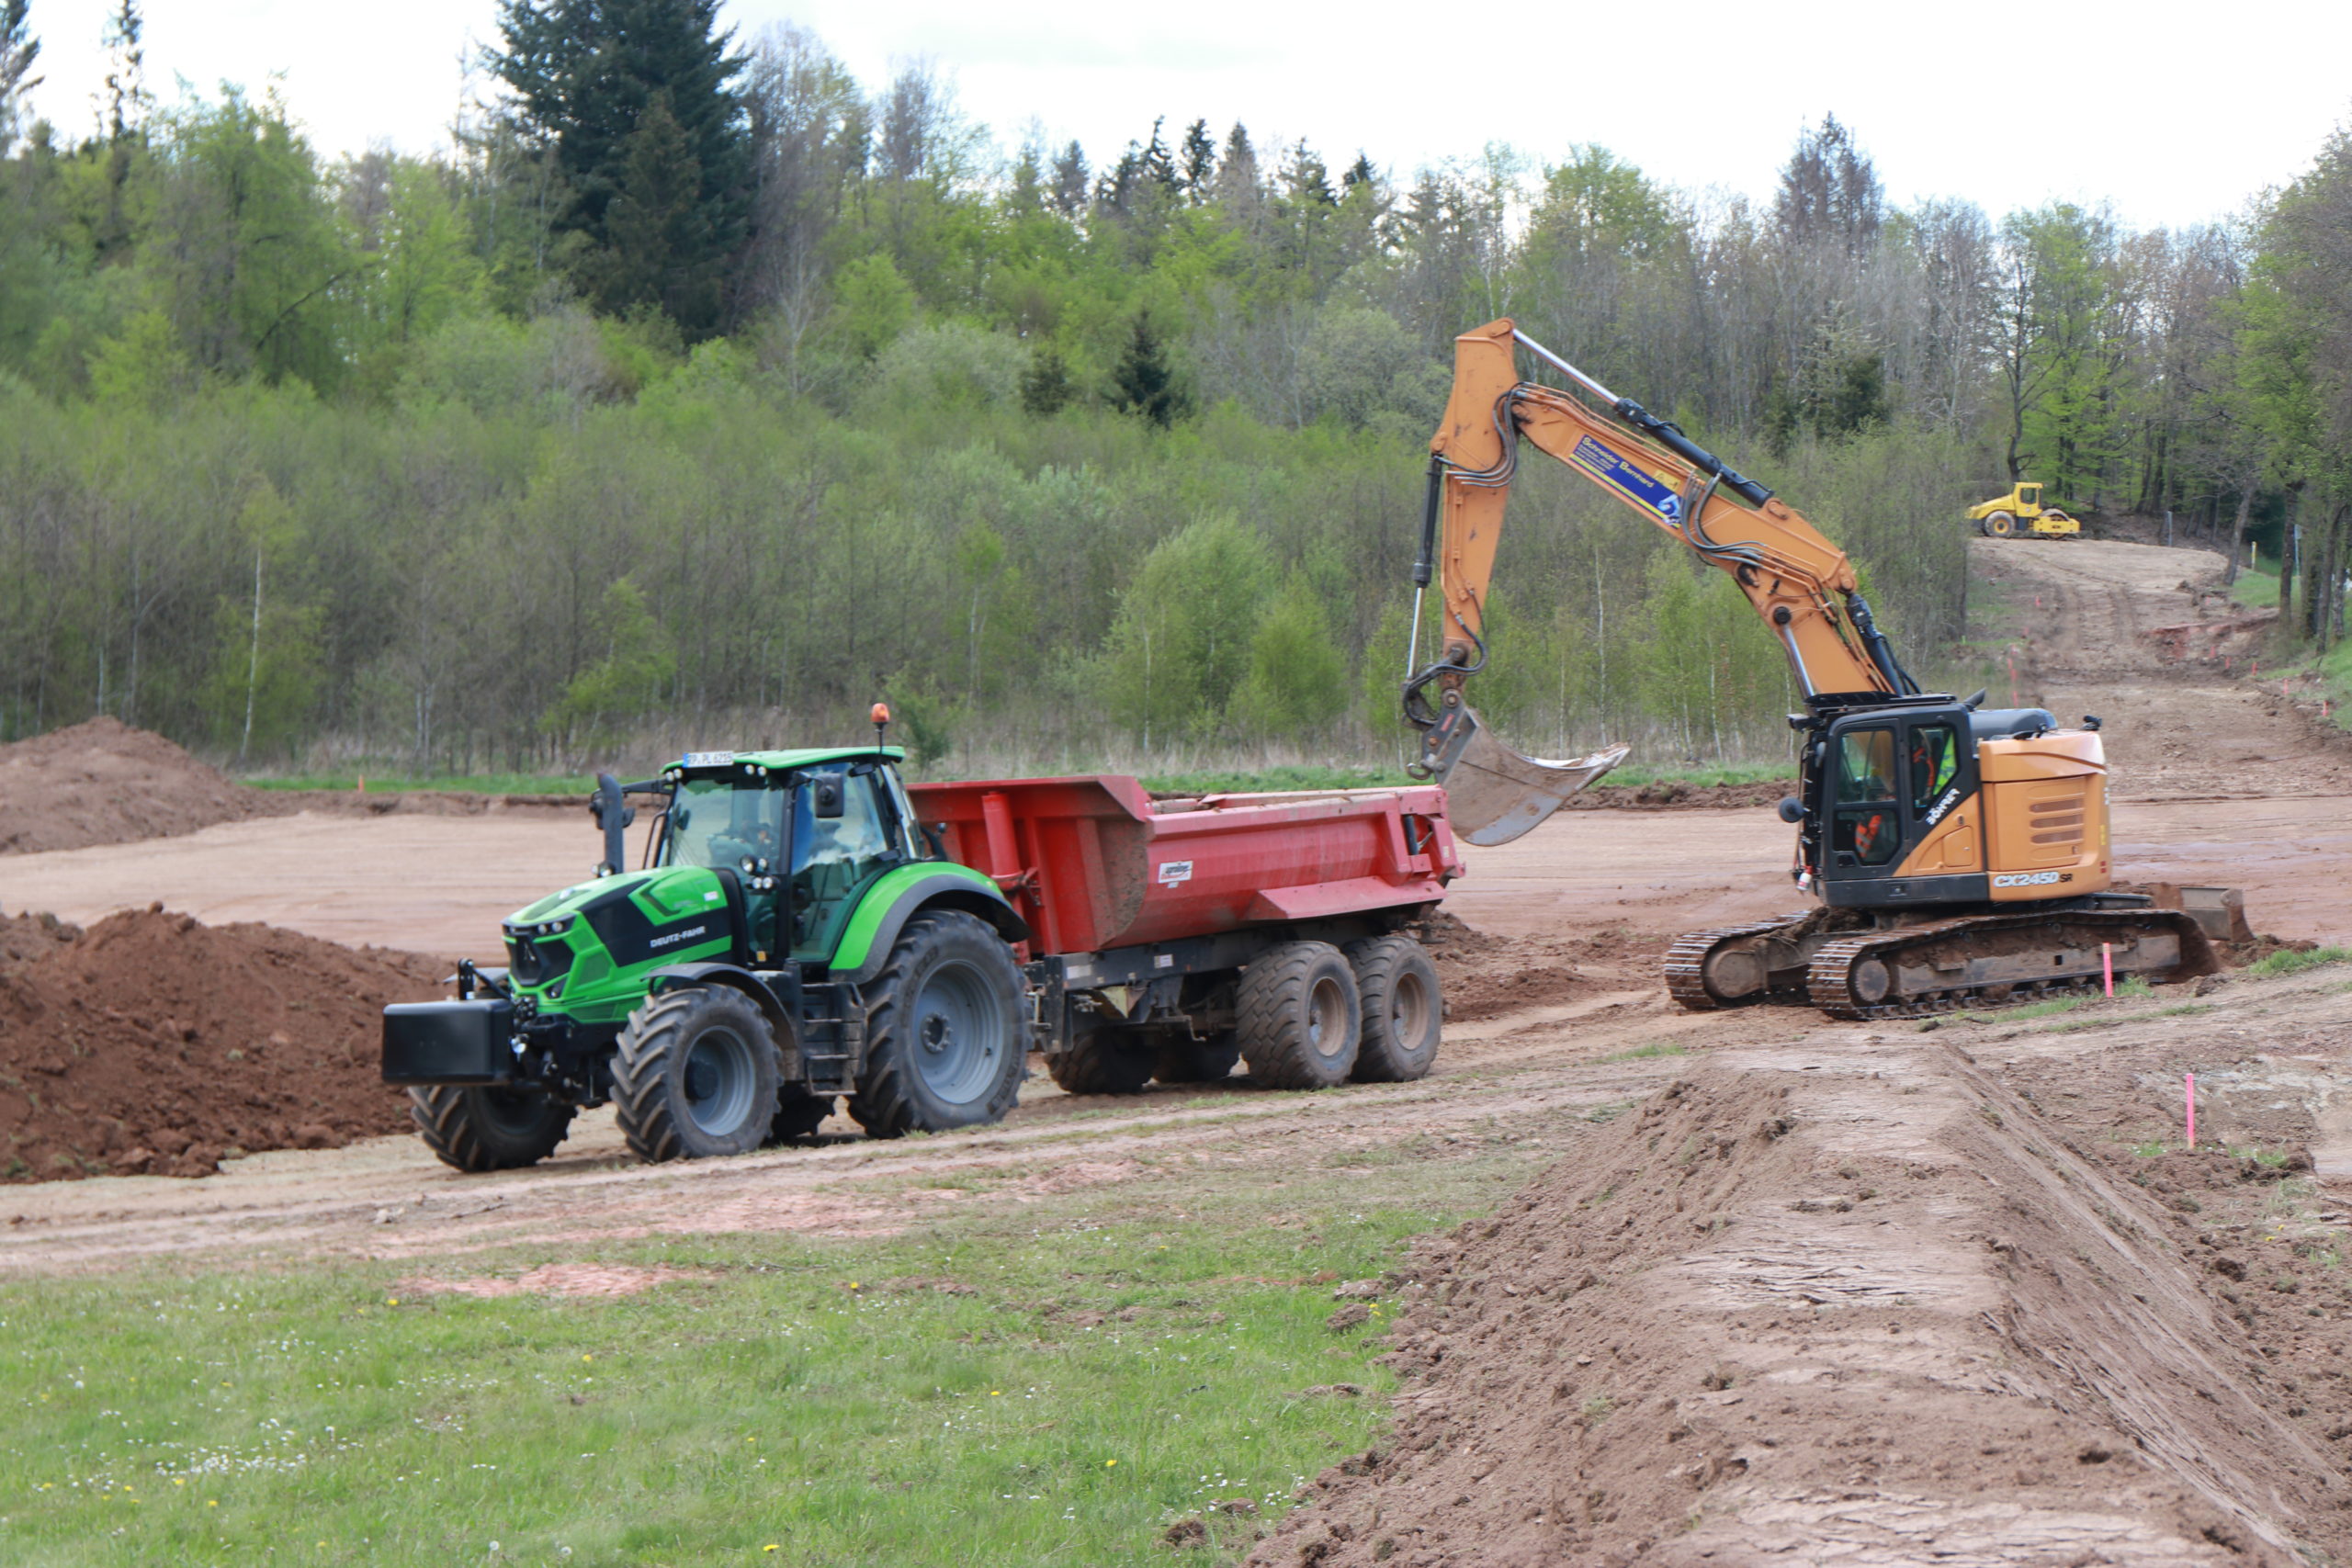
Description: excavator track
xmin=1804 ymin=907 xmax=2218 ymax=1021
xmin=1664 ymin=919 xmax=1807 ymax=1010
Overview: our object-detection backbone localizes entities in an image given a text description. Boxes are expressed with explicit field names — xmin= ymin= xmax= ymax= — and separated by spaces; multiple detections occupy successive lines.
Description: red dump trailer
xmin=908 ymin=776 xmax=1463 ymax=1094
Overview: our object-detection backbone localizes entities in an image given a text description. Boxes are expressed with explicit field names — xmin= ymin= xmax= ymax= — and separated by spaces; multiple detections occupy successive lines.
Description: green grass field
xmin=0 ymin=1144 xmax=1533 ymax=1567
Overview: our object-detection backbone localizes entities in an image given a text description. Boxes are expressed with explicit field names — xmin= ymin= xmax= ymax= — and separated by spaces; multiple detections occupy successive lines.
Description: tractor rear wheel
xmin=1049 ymin=1024 xmax=1156 ymax=1095
xmin=1237 ymin=942 xmax=1361 ymax=1089
xmin=1156 ymin=1031 xmax=1241 ymax=1085
xmin=1984 ymin=511 xmax=2016 ymax=538
xmin=409 ymin=1085 xmax=575 ymax=1172
xmin=1346 ymin=935 xmax=1442 ymax=1082
xmin=848 ymin=911 xmax=1027 ymax=1137
xmin=612 ymin=986 xmax=784 ymax=1162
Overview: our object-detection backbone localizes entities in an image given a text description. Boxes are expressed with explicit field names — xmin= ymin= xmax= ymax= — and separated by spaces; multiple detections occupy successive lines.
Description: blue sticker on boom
xmin=1569 ymin=436 xmax=1680 ymax=525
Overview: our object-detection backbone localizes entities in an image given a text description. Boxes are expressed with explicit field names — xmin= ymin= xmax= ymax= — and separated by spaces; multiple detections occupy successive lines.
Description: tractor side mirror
xmin=593 ymin=772 xmax=634 ymax=875
xmin=811 ymin=777 xmax=844 ymax=818
xmin=1776 ymin=795 xmax=1806 ymax=824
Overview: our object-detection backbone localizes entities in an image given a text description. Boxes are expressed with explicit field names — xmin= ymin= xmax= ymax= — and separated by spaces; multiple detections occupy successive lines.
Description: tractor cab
xmin=657 ymin=750 xmax=924 ymax=967
xmin=2016 ymin=482 xmax=2041 ymax=508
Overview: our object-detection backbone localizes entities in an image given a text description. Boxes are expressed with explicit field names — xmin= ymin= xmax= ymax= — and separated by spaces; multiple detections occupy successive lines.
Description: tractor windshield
xmin=662 ymin=779 xmax=786 ymax=871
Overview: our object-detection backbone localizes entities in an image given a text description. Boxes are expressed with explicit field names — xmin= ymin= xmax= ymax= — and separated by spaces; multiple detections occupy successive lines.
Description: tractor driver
xmin=707 ymin=788 xmax=783 ymax=871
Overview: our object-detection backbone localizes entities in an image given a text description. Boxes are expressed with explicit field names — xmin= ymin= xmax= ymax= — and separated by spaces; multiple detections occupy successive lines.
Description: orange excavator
xmin=1403 ymin=319 xmax=2215 ymax=1018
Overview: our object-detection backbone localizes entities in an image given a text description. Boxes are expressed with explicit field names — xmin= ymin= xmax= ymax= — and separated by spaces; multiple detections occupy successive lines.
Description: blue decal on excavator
xmin=1569 ymin=435 xmax=1679 ymax=525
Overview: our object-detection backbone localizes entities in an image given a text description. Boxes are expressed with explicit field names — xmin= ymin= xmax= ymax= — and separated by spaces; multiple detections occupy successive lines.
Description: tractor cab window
xmin=787 ymin=764 xmax=903 ymax=958
xmin=1831 ymin=728 xmax=1900 ymax=867
xmin=1909 ymin=725 xmax=1960 ymax=811
xmin=662 ymin=778 xmax=786 ymax=872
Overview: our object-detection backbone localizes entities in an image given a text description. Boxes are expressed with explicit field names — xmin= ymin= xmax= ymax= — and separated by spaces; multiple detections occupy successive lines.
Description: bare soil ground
xmin=6 ymin=537 xmax=2352 ymax=1559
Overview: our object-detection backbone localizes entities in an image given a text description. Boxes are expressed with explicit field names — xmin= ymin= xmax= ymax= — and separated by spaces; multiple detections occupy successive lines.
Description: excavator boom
xmin=1406 ymin=321 xmax=1920 ymax=845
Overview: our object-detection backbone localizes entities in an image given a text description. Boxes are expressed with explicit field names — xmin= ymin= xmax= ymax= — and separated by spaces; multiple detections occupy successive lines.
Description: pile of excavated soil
xmin=1418 ymin=911 xmax=1646 ymax=1022
xmin=1249 ymin=1035 xmax=2350 ymax=1567
xmin=1566 ymin=778 xmax=1792 ymax=812
xmin=0 ymin=717 xmax=256 ymax=855
xmin=0 ymin=907 xmax=441 ymax=1181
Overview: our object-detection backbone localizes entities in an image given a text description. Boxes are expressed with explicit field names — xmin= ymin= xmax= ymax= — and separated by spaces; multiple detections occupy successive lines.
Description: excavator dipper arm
xmin=1407 ymin=319 xmax=1916 ymax=841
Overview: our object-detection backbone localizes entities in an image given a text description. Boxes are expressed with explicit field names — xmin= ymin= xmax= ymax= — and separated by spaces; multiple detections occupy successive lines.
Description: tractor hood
xmin=501 ymin=866 xmax=738 ymax=1023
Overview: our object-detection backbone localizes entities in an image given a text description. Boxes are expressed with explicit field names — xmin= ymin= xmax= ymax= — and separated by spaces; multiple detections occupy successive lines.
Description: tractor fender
xmin=645 ymin=963 xmax=799 ymax=1064
xmin=828 ymin=869 xmax=1032 ymax=987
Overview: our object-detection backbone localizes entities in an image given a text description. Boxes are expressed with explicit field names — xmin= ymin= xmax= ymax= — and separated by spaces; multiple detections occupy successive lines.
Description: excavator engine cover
xmin=1416 ymin=702 xmax=1628 ymax=847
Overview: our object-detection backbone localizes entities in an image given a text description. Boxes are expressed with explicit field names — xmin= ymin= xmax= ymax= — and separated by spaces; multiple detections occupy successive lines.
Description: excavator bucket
xmin=1417 ymin=704 xmax=1629 ymax=846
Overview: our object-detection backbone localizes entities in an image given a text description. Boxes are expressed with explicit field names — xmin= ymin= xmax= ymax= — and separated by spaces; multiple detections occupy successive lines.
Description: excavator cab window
xmin=1909 ymin=726 xmax=1959 ymax=811
xmin=1830 ymin=728 xmax=1900 ymax=866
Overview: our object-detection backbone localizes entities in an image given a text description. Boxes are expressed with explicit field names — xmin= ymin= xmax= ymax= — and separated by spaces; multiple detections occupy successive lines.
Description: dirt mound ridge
xmin=0 ymin=907 xmax=441 ymax=1181
xmin=0 ymin=717 xmax=256 ymax=855
xmin=1253 ymin=1040 xmax=2345 ymax=1567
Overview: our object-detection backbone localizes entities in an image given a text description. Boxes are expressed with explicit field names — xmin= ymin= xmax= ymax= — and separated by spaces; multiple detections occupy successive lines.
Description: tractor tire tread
xmin=409 ymin=1085 xmax=574 ymax=1173
xmin=611 ymin=987 xmax=783 ymax=1164
xmin=847 ymin=911 xmax=1026 ymax=1138
xmin=610 ymin=988 xmax=706 ymax=1164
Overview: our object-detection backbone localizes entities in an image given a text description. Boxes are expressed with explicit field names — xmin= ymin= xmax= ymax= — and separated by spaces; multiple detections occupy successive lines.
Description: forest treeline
xmin=0 ymin=1 xmax=2347 ymax=774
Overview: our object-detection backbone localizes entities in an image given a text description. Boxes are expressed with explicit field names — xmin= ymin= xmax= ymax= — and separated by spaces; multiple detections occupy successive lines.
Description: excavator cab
xmin=1806 ymin=702 xmax=1984 ymax=906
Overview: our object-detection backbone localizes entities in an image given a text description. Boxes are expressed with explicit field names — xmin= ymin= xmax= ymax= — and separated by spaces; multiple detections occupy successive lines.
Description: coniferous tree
xmin=1178 ymin=118 xmax=1215 ymax=199
xmin=1019 ymin=346 xmax=1073 ymax=415
xmin=1110 ymin=310 xmax=1186 ymax=428
xmin=489 ymin=0 xmax=748 ymax=334
xmin=0 ymin=0 xmax=39 ymax=152
xmin=1049 ymin=139 xmax=1089 ymax=218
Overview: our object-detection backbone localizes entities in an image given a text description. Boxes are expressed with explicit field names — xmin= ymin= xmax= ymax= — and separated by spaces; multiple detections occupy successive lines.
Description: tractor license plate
xmin=382 ymin=999 xmax=516 ymax=1085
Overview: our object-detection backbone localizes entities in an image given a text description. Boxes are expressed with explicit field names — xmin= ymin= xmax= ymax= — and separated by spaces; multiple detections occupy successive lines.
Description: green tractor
xmin=382 ymin=738 xmax=1030 ymax=1171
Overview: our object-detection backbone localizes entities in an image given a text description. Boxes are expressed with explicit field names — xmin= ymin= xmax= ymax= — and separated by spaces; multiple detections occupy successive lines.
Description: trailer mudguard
xmin=827 ymin=865 xmax=1032 ymax=986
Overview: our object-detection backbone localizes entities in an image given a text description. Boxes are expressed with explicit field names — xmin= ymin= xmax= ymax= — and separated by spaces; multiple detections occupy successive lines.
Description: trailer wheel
xmin=1347 ymin=935 xmax=1442 ymax=1082
xmin=612 ymin=986 xmax=784 ymax=1162
xmin=848 ymin=910 xmax=1027 ymax=1137
xmin=766 ymin=1091 xmax=834 ymax=1145
xmin=1237 ymin=942 xmax=1361 ymax=1089
xmin=1049 ymin=1025 xmax=1155 ymax=1095
xmin=1156 ymin=1032 xmax=1241 ymax=1085
xmin=409 ymin=1085 xmax=575 ymax=1172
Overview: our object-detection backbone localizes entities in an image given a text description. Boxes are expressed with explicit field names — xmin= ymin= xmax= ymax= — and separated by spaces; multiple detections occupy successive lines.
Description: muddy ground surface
xmin=6 ymin=537 xmax=2352 ymax=1558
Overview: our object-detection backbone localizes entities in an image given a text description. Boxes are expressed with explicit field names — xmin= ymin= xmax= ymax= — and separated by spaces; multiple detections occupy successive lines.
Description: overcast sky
xmin=19 ymin=0 xmax=2351 ymax=231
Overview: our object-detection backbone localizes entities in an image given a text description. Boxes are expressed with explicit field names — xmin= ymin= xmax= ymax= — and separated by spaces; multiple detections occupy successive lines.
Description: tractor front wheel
xmin=409 ymin=1085 xmax=575 ymax=1172
xmin=612 ymin=986 xmax=785 ymax=1162
xmin=849 ymin=911 xmax=1027 ymax=1136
